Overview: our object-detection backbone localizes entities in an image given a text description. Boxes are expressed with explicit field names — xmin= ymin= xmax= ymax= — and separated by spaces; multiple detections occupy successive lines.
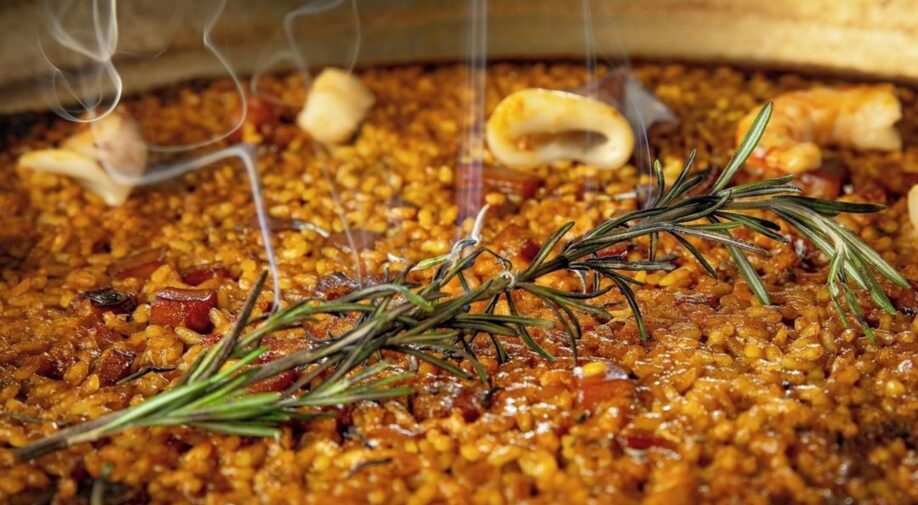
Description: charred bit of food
xmin=14 ymin=102 xmax=909 ymax=473
xmin=83 ymin=288 xmax=137 ymax=315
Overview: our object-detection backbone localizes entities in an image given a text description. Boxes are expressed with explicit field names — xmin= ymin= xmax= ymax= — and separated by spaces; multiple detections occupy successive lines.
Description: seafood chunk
xmin=737 ymin=85 xmax=902 ymax=173
xmin=17 ymin=110 xmax=147 ymax=206
xmin=486 ymin=88 xmax=634 ymax=170
xmin=297 ymin=68 xmax=375 ymax=145
xmin=63 ymin=110 xmax=147 ymax=176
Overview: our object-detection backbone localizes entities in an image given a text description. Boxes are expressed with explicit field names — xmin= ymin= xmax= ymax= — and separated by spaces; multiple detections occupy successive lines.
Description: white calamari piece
xmin=486 ymin=88 xmax=635 ymax=170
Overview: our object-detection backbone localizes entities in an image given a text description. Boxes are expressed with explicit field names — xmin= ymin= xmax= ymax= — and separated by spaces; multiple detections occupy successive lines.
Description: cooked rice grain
xmin=0 ymin=63 xmax=916 ymax=504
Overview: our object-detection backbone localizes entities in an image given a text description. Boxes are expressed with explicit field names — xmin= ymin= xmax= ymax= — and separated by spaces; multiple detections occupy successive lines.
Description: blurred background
xmin=0 ymin=0 xmax=915 ymax=115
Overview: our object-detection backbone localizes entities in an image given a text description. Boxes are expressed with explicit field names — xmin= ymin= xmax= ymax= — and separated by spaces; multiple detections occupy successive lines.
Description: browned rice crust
xmin=0 ymin=63 xmax=916 ymax=504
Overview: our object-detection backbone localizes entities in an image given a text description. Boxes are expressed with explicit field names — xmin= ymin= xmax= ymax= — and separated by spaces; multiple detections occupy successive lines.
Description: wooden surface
xmin=1 ymin=0 xmax=916 ymax=115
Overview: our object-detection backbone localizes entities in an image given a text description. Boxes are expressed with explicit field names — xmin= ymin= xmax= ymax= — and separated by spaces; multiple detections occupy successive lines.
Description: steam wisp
xmin=35 ymin=0 xmax=287 ymax=305
xmin=456 ymin=0 xmax=488 ymax=227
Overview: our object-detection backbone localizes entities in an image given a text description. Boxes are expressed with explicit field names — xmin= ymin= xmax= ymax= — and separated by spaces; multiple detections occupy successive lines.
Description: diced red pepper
xmin=455 ymin=165 xmax=544 ymax=220
xmin=245 ymin=347 xmax=299 ymax=393
xmin=89 ymin=324 xmax=123 ymax=348
xmin=36 ymin=341 xmax=77 ymax=380
xmin=493 ymin=224 xmax=540 ymax=263
xmin=95 ymin=348 xmax=136 ymax=386
xmin=518 ymin=240 xmax=541 ymax=263
xmin=107 ymin=248 xmax=165 ymax=280
xmin=456 ymin=165 xmax=543 ymax=199
xmin=247 ymin=97 xmax=276 ymax=127
xmin=795 ymin=160 xmax=850 ymax=199
xmin=181 ymin=264 xmax=231 ymax=286
xmin=150 ymin=288 xmax=218 ymax=333
xmin=248 ymin=369 xmax=298 ymax=393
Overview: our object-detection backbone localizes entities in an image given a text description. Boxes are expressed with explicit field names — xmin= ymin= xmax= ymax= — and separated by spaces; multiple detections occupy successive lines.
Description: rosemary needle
xmin=13 ymin=102 xmax=906 ymax=461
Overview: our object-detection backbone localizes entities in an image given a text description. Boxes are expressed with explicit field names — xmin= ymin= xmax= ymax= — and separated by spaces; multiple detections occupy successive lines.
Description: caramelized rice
xmin=0 ymin=63 xmax=916 ymax=504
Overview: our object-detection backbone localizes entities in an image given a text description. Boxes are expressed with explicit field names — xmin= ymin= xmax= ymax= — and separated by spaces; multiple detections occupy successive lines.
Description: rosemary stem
xmin=12 ymin=101 xmax=905 ymax=461
xmin=245 ymin=303 xmax=416 ymax=385
xmin=13 ymin=409 xmax=126 ymax=461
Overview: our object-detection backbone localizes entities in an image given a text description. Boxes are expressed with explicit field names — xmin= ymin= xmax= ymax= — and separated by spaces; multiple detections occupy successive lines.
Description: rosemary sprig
xmin=13 ymin=102 xmax=905 ymax=461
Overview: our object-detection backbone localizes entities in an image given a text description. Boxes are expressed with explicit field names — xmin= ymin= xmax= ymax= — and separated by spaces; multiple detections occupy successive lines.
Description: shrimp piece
xmin=18 ymin=110 xmax=147 ymax=206
xmin=486 ymin=88 xmax=634 ymax=170
xmin=737 ymin=85 xmax=902 ymax=174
